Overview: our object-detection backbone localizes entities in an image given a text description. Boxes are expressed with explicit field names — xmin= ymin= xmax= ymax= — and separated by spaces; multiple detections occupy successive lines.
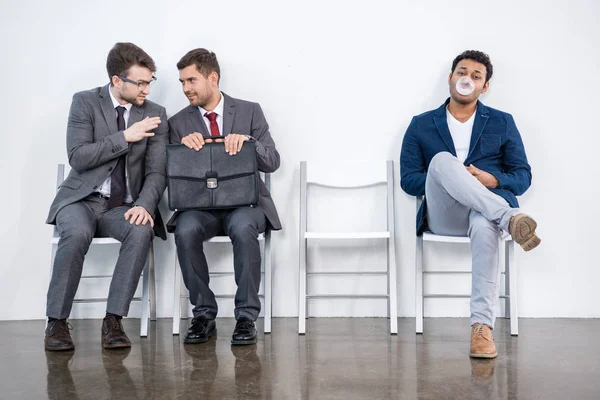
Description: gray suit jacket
xmin=46 ymin=84 xmax=169 ymax=240
xmin=167 ymin=93 xmax=282 ymax=232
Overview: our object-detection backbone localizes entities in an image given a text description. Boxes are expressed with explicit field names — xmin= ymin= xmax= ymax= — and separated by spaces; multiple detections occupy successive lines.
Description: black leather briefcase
xmin=166 ymin=141 xmax=259 ymax=211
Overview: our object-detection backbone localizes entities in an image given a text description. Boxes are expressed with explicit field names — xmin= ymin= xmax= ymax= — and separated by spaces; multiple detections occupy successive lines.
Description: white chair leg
xmin=388 ymin=238 xmax=398 ymax=335
xmin=416 ymin=235 xmax=424 ymax=334
xmin=507 ymin=240 xmax=518 ymax=336
xmin=46 ymin=244 xmax=58 ymax=331
xmin=298 ymin=237 xmax=307 ymax=335
xmin=501 ymin=240 xmax=510 ymax=319
xmin=149 ymin=244 xmax=157 ymax=321
xmin=264 ymin=231 xmax=272 ymax=334
xmin=173 ymin=252 xmax=182 ymax=335
xmin=140 ymin=260 xmax=150 ymax=337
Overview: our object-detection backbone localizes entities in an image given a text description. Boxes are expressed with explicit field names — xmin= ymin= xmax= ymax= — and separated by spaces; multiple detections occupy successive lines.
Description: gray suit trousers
xmin=174 ymin=206 xmax=267 ymax=321
xmin=46 ymin=195 xmax=154 ymax=319
xmin=425 ymin=152 xmax=519 ymax=328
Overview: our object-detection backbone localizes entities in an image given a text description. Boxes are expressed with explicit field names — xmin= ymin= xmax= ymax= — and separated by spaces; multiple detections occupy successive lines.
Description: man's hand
xmin=224 ymin=134 xmax=249 ymax=155
xmin=124 ymin=206 xmax=154 ymax=227
xmin=466 ymin=164 xmax=500 ymax=188
xmin=181 ymin=133 xmax=224 ymax=151
xmin=123 ymin=117 xmax=161 ymax=143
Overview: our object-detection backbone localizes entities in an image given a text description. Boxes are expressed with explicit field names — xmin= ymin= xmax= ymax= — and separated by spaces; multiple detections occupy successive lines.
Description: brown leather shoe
xmin=509 ymin=213 xmax=541 ymax=251
xmin=45 ymin=319 xmax=75 ymax=351
xmin=102 ymin=315 xmax=131 ymax=349
xmin=470 ymin=323 xmax=497 ymax=359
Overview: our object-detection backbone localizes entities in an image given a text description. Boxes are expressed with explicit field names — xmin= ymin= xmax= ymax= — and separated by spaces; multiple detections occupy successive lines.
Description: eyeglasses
xmin=118 ymin=75 xmax=157 ymax=91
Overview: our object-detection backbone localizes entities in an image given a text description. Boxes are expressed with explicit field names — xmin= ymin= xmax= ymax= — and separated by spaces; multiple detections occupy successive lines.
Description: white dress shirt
xmin=95 ymin=87 xmax=133 ymax=203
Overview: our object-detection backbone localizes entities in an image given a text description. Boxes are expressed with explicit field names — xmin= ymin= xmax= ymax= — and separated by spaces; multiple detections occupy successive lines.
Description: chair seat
xmin=422 ymin=232 xmax=511 ymax=243
xmin=305 ymin=231 xmax=390 ymax=239
xmin=50 ymin=237 xmax=120 ymax=245
xmin=206 ymin=233 xmax=265 ymax=243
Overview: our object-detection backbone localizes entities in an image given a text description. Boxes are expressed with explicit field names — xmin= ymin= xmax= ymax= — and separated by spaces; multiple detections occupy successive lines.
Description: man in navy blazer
xmin=400 ymin=50 xmax=540 ymax=359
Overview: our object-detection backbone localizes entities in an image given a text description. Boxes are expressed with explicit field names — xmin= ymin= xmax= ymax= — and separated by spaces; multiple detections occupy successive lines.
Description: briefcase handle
xmin=203 ymin=135 xmax=226 ymax=141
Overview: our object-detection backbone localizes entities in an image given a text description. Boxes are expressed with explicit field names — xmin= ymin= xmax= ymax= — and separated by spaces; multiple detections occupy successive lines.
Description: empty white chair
xmin=415 ymin=198 xmax=518 ymax=335
xmin=49 ymin=164 xmax=156 ymax=337
xmin=172 ymin=174 xmax=273 ymax=335
xmin=298 ymin=160 xmax=398 ymax=335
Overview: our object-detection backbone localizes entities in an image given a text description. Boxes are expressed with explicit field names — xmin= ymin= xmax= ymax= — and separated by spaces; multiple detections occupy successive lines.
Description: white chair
xmin=49 ymin=164 xmax=156 ymax=337
xmin=298 ymin=160 xmax=398 ymax=335
xmin=415 ymin=198 xmax=518 ymax=336
xmin=172 ymin=174 xmax=273 ymax=335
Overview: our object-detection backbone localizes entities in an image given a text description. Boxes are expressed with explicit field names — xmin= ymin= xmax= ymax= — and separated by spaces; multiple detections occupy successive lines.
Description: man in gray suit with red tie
xmin=45 ymin=43 xmax=168 ymax=351
xmin=168 ymin=48 xmax=281 ymax=345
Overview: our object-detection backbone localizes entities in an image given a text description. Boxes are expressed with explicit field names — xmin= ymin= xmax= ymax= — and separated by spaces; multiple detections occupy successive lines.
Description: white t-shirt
xmin=446 ymin=107 xmax=475 ymax=163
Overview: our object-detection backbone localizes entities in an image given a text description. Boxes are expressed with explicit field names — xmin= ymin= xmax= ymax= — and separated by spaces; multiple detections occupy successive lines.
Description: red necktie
xmin=204 ymin=112 xmax=220 ymax=137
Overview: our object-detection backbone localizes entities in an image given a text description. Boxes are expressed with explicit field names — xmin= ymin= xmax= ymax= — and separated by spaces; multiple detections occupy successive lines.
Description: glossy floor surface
xmin=1 ymin=318 xmax=598 ymax=399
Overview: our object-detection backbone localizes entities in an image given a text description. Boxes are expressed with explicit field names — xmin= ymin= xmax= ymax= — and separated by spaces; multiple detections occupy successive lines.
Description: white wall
xmin=1 ymin=0 xmax=599 ymax=321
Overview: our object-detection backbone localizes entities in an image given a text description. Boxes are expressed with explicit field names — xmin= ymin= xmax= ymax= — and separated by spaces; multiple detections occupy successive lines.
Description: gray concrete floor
xmin=0 ymin=318 xmax=598 ymax=399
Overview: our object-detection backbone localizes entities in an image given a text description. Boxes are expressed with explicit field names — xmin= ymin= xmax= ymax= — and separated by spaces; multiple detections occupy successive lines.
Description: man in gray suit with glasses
xmin=168 ymin=48 xmax=281 ymax=346
xmin=44 ymin=42 xmax=168 ymax=351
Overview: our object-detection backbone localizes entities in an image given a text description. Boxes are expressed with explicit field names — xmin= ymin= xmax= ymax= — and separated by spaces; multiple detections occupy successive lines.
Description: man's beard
xmin=122 ymin=91 xmax=144 ymax=106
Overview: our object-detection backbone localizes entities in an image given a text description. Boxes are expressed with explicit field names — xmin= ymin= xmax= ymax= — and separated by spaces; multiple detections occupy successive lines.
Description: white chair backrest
xmin=300 ymin=160 xmax=395 ymax=233
xmin=302 ymin=160 xmax=388 ymax=188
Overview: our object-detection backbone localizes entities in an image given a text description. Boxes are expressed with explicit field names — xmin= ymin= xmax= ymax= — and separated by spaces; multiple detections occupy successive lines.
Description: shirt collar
xmin=108 ymin=85 xmax=133 ymax=112
xmin=199 ymin=92 xmax=224 ymax=118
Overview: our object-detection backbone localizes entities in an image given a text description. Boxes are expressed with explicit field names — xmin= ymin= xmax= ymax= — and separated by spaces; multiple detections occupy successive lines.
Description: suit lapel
xmin=222 ymin=93 xmax=236 ymax=136
xmin=99 ymin=85 xmax=119 ymax=134
xmin=465 ymin=102 xmax=490 ymax=162
xmin=188 ymin=106 xmax=210 ymax=137
xmin=128 ymin=104 xmax=144 ymax=128
xmin=433 ymin=102 xmax=456 ymax=156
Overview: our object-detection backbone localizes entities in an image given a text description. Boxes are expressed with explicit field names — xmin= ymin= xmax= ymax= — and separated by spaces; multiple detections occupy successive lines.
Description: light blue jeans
xmin=425 ymin=152 xmax=519 ymax=328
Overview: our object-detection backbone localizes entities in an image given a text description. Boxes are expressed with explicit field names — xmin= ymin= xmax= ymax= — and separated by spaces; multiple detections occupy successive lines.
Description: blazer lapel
xmin=222 ymin=93 xmax=236 ymax=136
xmin=188 ymin=106 xmax=210 ymax=137
xmin=465 ymin=101 xmax=490 ymax=162
xmin=128 ymin=104 xmax=144 ymax=128
xmin=433 ymin=102 xmax=456 ymax=156
xmin=99 ymin=85 xmax=119 ymax=134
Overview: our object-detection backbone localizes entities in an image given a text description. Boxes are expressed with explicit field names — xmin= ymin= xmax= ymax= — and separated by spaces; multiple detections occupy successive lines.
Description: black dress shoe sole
xmin=231 ymin=337 xmax=257 ymax=346
xmin=184 ymin=328 xmax=217 ymax=344
xmin=103 ymin=342 xmax=132 ymax=349
xmin=45 ymin=344 xmax=75 ymax=351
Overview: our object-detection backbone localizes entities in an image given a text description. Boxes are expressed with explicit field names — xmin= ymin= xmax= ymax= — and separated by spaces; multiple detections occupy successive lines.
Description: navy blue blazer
xmin=400 ymin=99 xmax=532 ymax=235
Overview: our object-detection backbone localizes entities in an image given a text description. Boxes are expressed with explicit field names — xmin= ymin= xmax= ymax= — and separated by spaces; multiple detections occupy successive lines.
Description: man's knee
xmin=468 ymin=216 xmax=501 ymax=239
xmin=124 ymin=223 xmax=154 ymax=245
xmin=429 ymin=151 xmax=456 ymax=172
xmin=58 ymin=225 xmax=94 ymax=249
xmin=227 ymin=222 xmax=259 ymax=243
xmin=175 ymin=219 xmax=209 ymax=247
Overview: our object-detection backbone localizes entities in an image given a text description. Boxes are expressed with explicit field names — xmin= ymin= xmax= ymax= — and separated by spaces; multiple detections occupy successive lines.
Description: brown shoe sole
xmin=510 ymin=214 xmax=541 ymax=252
xmin=45 ymin=343 xmax=75 ymax=351
xmin=470 ymin=351 xmax=498 ymax=359
xmin=103 ymin=341 xmax=131 ymax=349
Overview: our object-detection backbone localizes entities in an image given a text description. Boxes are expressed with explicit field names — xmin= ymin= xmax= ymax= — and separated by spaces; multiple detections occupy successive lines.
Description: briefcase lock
xmin=206 ymin=171 xmax=218 ymax=189
xmin=207 ymin=178 xmax=218 ymax=189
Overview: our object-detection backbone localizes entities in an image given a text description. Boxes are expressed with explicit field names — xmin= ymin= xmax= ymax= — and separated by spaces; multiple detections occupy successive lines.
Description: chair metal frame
xmin=49 ymin=164 xmax=156 ymax=337
xmin=298 ymin=160 xmax=398 ymax=335
xmin=415 ymin=198 xmax=518 ymax=335
xmin=172 ymin=174 xmax=273 ymax=335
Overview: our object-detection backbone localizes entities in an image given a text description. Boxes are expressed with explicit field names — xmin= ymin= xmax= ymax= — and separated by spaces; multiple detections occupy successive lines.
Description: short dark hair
xmin=106 ymin=42 xmax=156 ymax=83
xmin=177 ymin=48 xmax=220 ymax=83
xmin=451 ymin=50 xmax=493 ymax=83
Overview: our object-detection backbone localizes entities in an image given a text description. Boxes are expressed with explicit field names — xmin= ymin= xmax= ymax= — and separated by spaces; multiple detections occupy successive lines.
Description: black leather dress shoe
xmin=231 ymin=317 xmax=257 ymax=345
xmin=184 ymin=317 xmax=216 ymax=344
